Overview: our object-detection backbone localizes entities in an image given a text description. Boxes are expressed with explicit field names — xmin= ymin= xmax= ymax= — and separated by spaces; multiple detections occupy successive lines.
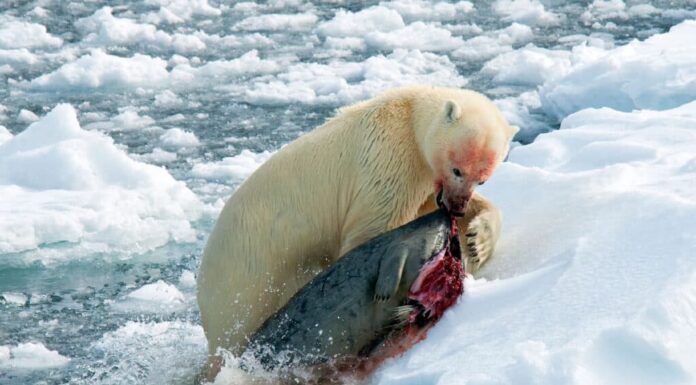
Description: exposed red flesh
xmin=408 ymin=219 xmax=464 ymax=321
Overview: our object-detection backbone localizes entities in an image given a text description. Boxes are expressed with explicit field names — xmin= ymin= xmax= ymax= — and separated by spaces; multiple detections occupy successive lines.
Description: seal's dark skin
xmin=243 ymin=209 xmax=460 ymax=372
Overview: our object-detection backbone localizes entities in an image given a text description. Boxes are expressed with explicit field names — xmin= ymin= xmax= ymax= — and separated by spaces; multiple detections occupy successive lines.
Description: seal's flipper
xmin=374 ymin=247 xmax=408 ymax=302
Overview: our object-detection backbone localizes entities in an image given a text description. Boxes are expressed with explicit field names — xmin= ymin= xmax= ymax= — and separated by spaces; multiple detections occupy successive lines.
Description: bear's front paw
xmin=463 ymin=215 xmax=497 ymax=274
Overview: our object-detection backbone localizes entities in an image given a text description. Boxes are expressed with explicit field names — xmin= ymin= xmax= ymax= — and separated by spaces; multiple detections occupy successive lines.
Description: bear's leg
xmin=459 ymin=193 xmax=502 ymax=274
xmin=416 ymin=192 xmax=502 ymax=274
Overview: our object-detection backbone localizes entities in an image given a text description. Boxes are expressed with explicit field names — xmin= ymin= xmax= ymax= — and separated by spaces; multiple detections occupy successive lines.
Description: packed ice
xmin=0 ymin=1 xmax=694 ymax=385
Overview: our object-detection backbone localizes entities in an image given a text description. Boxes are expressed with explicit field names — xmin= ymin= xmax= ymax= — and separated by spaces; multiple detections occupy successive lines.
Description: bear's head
xmin=423 ymin=95 xmax=518 ymax=215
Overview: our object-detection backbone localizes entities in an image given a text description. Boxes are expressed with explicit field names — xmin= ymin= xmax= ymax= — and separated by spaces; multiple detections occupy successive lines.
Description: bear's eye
xmin=452 ymin=168 xmax=462 ymax=177
xmin=478 ymin=180 xmax=486 ymax=186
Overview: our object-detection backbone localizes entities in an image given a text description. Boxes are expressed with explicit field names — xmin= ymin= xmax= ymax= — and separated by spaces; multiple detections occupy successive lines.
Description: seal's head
xmin=408 ymin=218 xmax=463 ymax=321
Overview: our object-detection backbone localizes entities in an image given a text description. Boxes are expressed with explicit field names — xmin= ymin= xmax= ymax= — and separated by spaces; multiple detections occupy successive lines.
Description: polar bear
xmin=197 ymin=86 xmax=518 ymax=378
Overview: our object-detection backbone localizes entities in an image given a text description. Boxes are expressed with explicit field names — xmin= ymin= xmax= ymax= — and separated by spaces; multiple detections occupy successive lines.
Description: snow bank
xmin=192 ymin=149 xmax=274 ymax=182
xmin=88 ymin=321 xmax=206 ymax=384
xmin=0 ymin=16 xmax=62 ymax=49
xmin=375 ymin=100 xmax=696 ymax=384
xmin=541 ymin=20 xmax=696 ymax=120
xmin=0 ymin=104 xmax=203 ymax=264
xmin=238 ymin=49 xmax=466 ymax=106
xmin=0 ymin=342 xmax=70 ymax=370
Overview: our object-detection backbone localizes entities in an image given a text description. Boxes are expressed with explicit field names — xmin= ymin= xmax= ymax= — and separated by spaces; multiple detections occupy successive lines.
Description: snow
xmin=0 ymin=104 xmax=203 ymax=263
xmin=0 ymin=342 xmax=70 ymax=370
xmin=0 ymin=16 xmax=62 ymax=49
xmin=374 ymin=100 xmax=696 ymax=385
xmin=492 ymin=0 xmax=562 ymax=26
xmin=541 ymin=21 xmax=696 ymax=120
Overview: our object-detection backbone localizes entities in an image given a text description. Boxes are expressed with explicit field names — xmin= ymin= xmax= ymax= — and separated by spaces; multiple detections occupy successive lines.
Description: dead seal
xmin=241 ymin=208 xmax=464 ymax=379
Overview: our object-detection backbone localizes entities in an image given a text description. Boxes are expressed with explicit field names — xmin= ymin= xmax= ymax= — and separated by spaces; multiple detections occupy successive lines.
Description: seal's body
xmin=243 ymin=209 xmax=463 ymax=374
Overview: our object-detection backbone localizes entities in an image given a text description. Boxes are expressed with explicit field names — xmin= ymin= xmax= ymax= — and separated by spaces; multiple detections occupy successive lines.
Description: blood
xmin=447 ymin=144 xmax=497 ymax=183
xmin=408 ymin=219 xmax=464 ymax=321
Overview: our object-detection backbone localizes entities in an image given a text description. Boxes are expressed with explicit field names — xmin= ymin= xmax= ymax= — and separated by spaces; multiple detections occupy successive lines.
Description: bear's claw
xmin=464 ymin=215 xmax=496 ymax=274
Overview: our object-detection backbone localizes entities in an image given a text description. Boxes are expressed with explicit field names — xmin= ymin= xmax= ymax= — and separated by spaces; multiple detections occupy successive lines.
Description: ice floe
xmin=541 ymin=20 xmax=696 ymax=119
xmin=0 ymin=342 xmax=70 ymax=370
xmin=0 ymin=104 xmax=202 ymax=263
xmin=380 ymin=0 xmax=474 ymax=22
xmin=316 ymin=6 xmax=406 ymax=38
xmin=160 ymin=127 xmax=200 ymax=148
xmin=238 ymin=49 xmax=467 ymax=106
xmin=0 ymin=15 xmax=62 ymax=50
xmin=233 ymin=13 xmax=319 ymax=32
xmin=492 ymin=0 xmax=562 ymax=26
xmin=192 ymin=149 xmax=274 ymax=182
xmin=26 ymin=50 xmax=169 ymax=91
xmin=112 ymin=280 xmax=188 ymax=313
xmin=452 ymin=23 xmax=533 ymax=61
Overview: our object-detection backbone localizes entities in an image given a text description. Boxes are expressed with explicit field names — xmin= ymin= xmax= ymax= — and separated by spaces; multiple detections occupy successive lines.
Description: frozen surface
xmin=541 ymin=20 xmax=696 ymax=119
xmin=373 ymin=99 xmax=696 ymax=385
xmin=0 ymin=104 xmax=203 ymax=263
xmin=0 ymin=1 xmax=694 ymax=385
xmin=0 ymin=342 xmax=70 ymax=370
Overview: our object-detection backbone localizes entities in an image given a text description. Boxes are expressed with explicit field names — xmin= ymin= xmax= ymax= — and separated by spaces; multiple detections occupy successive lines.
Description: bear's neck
xmin=353 ymin=97 xmax=435 ymax=228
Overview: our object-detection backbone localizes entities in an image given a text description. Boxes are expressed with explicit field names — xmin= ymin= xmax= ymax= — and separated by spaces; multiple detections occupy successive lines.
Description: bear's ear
xmin=444 ymin=100 xmax=460 ymax=123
